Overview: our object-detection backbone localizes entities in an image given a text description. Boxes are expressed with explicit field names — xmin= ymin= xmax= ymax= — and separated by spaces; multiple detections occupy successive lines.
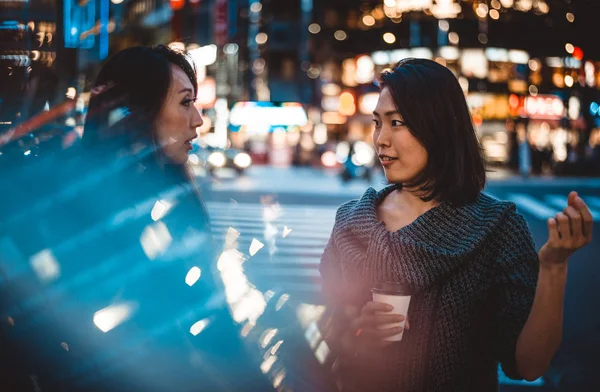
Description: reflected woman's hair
xmin=379 ymin=58 xmax=486 ymax=206
xmin=83 ymin=45 xmax=197 ymax=161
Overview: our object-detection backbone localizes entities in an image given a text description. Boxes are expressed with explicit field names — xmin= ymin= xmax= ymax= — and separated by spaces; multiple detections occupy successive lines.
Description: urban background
xmin=2 ymin=0 xmax=600 ymax=177
xmin=2 ymin=1 xmax=600 ymax=391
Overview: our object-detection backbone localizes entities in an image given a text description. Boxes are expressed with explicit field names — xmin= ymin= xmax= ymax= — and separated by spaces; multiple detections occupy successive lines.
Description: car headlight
xmin=207 ymin=151 xmax=226 ymax=168
xmin=233 ymin=152 xmax=252 ymax=169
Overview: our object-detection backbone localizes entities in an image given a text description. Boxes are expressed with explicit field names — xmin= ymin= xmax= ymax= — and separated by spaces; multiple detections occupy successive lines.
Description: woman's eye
xmin=182 ymin=98 xmax=194 ymax=107
xmin=372 ymin=119 xmax=380 ymax=127
xmin=391 ymin=120 xmax=405 ymax=127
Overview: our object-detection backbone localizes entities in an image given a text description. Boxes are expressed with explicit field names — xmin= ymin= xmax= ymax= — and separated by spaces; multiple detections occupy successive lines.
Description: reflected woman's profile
xmin=0 ymin=45 xmax=272 ymax=391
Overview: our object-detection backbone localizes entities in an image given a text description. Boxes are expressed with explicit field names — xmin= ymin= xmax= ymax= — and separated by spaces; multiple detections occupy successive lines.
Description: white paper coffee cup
xmin=371 ymin=282 xmax=412 ymax=342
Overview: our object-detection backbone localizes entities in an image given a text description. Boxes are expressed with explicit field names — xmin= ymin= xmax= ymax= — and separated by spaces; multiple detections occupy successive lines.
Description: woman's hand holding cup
xmin=340 ymin=301 xmax=408 ymax=357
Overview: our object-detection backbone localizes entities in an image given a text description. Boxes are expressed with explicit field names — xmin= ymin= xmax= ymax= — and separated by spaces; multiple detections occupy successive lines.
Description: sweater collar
xmin=341 ymin=185 xmax=515 ymax=292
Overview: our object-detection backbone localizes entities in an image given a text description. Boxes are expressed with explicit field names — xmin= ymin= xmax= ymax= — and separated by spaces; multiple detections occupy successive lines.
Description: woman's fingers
xmin=365 ymin=314 xmax=405 ymax=327
xmin=361 ymin=325 xmax=403 ymax=340
xmin=547 ymin=217 xmax=560 ymax=243
xmin=574 ymin=197 xmax=594 ymax=240
xmin=361 ymin=301 xmax=393 ymax=316
xmin=564 ymin=206 xmax=582 ymax=240
xmin=555 ymin=212 xmax=570 ymax=240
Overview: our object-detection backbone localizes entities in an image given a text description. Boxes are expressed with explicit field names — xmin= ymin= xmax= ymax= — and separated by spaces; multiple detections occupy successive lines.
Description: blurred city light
xmin=338 ymin=92 xmax=356 ymax=116
xmin=448 ymin=32 xmax=459 ymax=45
xmin=334 ymin=30 xmax=347 ymax=41
xmin=250 ymin=2 xmax=262 ymax=12
xmin=233 ymin=152 xmax=252 ymax=169
xmin=475 ymin=3 xmax=489 ymax=18
xmin=565 ymin=43 xmax=574 ymax=54
xmin=308 ymin=23 xmax=321 ymax=34
xmin=224 ymin=43 xmax=239 ymax=55
xmin=490 ymin=9 xmax=500 ymax=20
xmin=564 ymin=75 xmax=574 ymax=88
xmin=355 ymin=55 xmax=375 ymax=83
xmin=438 ymin=20 xmax=450 ymax=32
xmin=431 ymin=0 xmax=462 ymax=19
xmin=321 ymin=151 xmax=337 ymax=167
xmin=528 ymin=59 xmax=540 ymax=71
xmin=321 ymin=83 xmax=341 ymax=96
xmin=383 ymin=32 xmax=396 ymax=44
xmin=255 ymin=33 xmax=268 ymax=45
xmin=188 ymin=44 xmax=217 ymax=66
xmin=362 ymin=15 xmax=375 ymax=27
xmin=566 ymin=12 xmax=575 ymax=23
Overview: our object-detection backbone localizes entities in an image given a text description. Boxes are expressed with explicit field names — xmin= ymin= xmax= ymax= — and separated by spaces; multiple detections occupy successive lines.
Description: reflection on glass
xmin=260 ymin=354 xmax=277 ymax=374
xmin=189 ymin=318 xmax=211 ymax=336
xmin=249 ymin=238 xmax=265 ymax=256
xmin=93 ymin=302 xmax=137 ymax=333
xmin=29 ymin=248 xmax=61 ymax=282
xmin=185 ymin=266 xmax=202 ymax=286
xmin=140 ymin=222 xmax=173 ymax=260
xmin=150 ymin=199 xmax=173 ymax=221
xmin=260 ymin=328 xmax=278 ymax=348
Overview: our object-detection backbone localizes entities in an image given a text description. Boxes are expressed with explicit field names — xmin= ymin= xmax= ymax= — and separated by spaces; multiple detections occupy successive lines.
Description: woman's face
xmin=154 ymin=65 xmax=203 ymax=165
xmin=372 ymin=87 xmax=428 ymax=184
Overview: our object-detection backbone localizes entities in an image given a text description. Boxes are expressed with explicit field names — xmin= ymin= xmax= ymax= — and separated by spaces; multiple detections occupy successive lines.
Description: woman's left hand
xmin=539 ymin=191 xmax=593 ymax=266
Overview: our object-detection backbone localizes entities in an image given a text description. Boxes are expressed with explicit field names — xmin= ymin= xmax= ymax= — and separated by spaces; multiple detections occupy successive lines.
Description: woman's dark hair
xmin=379 ymin=58 xmax=487 ymax=206
xmin=82 ymin=44 xmax=197 ymax=156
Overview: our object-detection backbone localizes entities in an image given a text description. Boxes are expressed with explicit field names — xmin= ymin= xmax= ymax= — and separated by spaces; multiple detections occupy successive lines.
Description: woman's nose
xmin=376 ymin=127 xmax=391 ymax=147
xmin=192 ymin=106 xmax=203 ymax=129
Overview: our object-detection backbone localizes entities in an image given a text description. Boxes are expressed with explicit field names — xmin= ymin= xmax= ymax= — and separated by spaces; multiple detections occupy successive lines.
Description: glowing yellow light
xmin=565 ymin=43 xmax=574 ymax=54
xmin=255 ymin=33 xmax=268 ymax=45
xmin=383 ymin=32 xmax=396 ymax=44
xmin=566 ymin=13 xmax=574 ymax=23
xmin=334 ymin=30 xmax=347 ymax=41
xmin=490 ymin=9 xmax=500 ymax=19
xmin=362 ymin=15 xmax=375 ymax=26
xmin=564 ymin=75 xmax=574 ymax=87
xmin=308 ymin=23 xmax=321 ymax=34
xmin=449 ymin=32 xmax=459 ymax=45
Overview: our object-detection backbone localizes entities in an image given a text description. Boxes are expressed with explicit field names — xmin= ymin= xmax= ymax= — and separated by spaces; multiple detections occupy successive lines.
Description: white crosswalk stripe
xmin=207 ymin=201 xmax=336 ymax=294
xmin=545 ymin=195 xmax=600 ymax=220
xmin=507 ymin=193 xmax=560 ymax=220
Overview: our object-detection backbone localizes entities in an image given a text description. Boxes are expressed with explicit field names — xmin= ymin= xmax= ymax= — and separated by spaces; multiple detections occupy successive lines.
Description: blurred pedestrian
xmin=319 ymin=58 xmax=594 ymax=392
xmin=0 ymin=45 xmax=268 ymax=391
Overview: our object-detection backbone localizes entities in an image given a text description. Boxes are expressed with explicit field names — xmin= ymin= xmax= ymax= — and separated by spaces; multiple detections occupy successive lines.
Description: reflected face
xmin=372 ymin=87 xmax=428 ymax=184
xmin=154 ymin=65 xmax=203 ymax=165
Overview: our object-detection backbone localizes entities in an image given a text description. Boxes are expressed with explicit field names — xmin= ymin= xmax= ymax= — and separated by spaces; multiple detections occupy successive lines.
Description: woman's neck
xmin=392 ymin=186 xmax=440 ymax=215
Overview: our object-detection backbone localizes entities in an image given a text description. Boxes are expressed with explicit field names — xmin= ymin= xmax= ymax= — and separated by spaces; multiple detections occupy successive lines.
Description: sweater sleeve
xmin=492 ymin=209 xmax=539 ymax=380
xmin=319 ymin=233 xmax=343 ymax=308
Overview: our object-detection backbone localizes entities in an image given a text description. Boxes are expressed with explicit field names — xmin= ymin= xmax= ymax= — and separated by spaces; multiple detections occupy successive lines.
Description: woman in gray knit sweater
xmin=319 ymin=58 xmax=593 ymax=391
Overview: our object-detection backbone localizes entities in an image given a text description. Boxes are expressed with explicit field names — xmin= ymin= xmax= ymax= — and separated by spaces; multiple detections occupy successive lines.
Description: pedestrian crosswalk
xmin=208 ymin=201 xmax=333 ymax=297
xmin=488 ymin=192 xmax=600 ymax=221
xmin=207 ymin=192 xmax=600 ymax=298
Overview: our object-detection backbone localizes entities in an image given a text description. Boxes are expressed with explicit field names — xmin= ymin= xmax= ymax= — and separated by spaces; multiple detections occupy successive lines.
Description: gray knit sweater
xmin=319 ymin=186 xmax=539 ymax=392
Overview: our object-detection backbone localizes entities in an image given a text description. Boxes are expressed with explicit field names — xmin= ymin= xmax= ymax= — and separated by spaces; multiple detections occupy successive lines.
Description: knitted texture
xmin=319 ymin=185 xmax=539 ymax=392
